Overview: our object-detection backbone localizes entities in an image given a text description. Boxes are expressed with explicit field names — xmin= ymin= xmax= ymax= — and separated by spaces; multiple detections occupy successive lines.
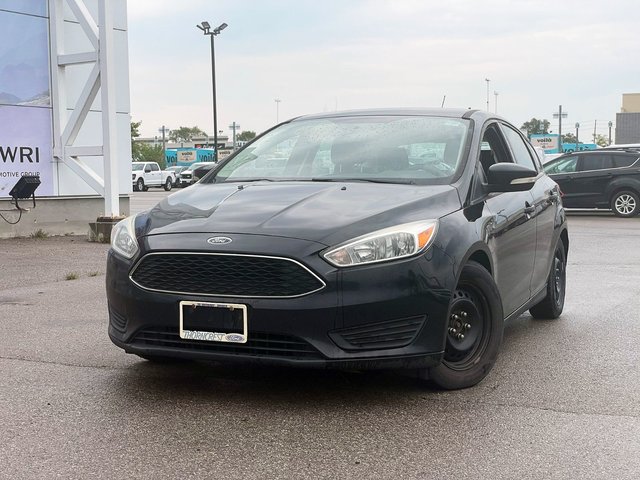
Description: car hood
xmin=138 ymin=182 xmax=461 ymax=246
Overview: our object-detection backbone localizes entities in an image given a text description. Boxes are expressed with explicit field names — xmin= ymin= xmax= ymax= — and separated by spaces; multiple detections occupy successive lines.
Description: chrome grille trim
xmin=129 ymin=252 xmax=327 ymax=299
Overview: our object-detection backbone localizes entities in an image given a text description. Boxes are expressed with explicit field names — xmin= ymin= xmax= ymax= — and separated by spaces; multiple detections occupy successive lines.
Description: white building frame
xmin=48 ymin=0 xmax=120 ymax=217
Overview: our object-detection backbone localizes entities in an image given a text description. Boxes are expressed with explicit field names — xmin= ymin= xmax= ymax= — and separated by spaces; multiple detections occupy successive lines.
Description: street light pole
xmin=575 ymin=122 xmax=580 ymax=148
xmin=197 ymin=21 xmax=227 ymax=162
xmin=485 ymin=78 xmax=490 ymax=112
xmin=608 ymin=121 xmax=613 ymax=145
xmin=494 ymin=91 xmax=498 ymax=114
xmin=275 ymin=98 xmax=281 ymax=123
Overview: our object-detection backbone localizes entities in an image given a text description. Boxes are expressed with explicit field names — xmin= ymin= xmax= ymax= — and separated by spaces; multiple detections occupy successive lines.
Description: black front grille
xmin=329 ymin=315 xmax=426 ymax=351
xmin=131 ymin=253 xmax=324 ymax=298
xmin=131 ymin=327 xmax=323 ymax=359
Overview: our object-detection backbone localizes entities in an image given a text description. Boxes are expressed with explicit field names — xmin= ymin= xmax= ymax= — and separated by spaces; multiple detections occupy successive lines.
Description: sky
xmin=127 ymin=0 xmax=640 ymax=141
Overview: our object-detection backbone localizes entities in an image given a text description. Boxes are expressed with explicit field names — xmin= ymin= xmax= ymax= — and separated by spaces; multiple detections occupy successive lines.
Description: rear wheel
xmin=529 ymin=240 xmax=567 ymax=319
xmin=164 ymin=177 xmax=173 ymax=191
xmin=425 ymin=261 xmax=504 ymax=390
xmin=610 ymin=190 xmax=639 ymax=217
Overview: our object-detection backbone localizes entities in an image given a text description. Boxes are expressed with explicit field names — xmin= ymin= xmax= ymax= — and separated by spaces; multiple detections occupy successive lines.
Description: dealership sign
xmin=0 ymin=105 xmax=53 ymax=197
xmin=176 ymin=149 xmax=197 ymax=164
xmin=529 ymin=134 xmax=560 ymax=154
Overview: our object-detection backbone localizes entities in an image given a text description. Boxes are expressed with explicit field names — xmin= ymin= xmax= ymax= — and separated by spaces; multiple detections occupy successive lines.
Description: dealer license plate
xmin=179 ymin=301 xmax=248 ymax=343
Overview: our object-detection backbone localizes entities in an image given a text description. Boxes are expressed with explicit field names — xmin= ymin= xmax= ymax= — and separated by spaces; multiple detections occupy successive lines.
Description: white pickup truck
xmin=132 ymin=162 xmax=177 ymax=191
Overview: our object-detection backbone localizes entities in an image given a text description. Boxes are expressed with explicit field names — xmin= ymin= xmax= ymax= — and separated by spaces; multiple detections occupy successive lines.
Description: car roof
xmin=291 ymin=107 xmax=505 ymax=123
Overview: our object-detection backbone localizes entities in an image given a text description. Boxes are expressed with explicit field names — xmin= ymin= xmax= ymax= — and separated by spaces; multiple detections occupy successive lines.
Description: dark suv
xmin=543 ymin=148 xmax=640 ymax=217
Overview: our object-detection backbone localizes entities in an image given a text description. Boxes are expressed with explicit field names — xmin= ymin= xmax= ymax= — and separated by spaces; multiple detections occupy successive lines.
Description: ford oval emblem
xmin=225 ymin=334 xmax=245 ymax=343
xmin=207 ymin=236 xmax=233 ymax=245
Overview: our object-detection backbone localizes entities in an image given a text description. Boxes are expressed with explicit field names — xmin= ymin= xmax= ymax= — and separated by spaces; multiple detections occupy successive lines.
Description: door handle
xmin=524 ymin=202 xmax=536 ymax=214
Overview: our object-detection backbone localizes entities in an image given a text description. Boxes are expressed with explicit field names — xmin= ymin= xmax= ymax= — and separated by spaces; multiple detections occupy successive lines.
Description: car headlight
xmin=323 ymin=220 xmax=438 ymax=267
xmin=110 ymin=214 xmax=139 ymax=259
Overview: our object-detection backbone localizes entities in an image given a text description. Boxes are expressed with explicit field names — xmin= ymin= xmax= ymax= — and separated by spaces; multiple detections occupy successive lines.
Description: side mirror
xmin=487 ymin=163 xmax=537 ymax=192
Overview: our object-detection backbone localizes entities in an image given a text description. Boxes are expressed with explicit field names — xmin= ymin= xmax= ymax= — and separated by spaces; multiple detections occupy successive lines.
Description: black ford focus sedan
xmin=107 ymin=108 xmax=568 ymax=389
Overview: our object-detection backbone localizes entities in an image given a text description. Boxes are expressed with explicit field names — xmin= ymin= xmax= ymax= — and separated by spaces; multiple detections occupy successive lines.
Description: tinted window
xmin=613 ymin=155 xmax=639 ymax=168
xmin=579 ymin=155 xmax=613 ymax=171
xmin=502 ymin=125 xmax=537 ymax=171
xmin=544 ymin=156 xmax=578 ymax=174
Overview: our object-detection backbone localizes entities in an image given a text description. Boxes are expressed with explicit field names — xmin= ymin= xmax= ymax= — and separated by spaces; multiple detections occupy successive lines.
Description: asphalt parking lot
xmin=1 ymin=190 xmax=639 ymax=479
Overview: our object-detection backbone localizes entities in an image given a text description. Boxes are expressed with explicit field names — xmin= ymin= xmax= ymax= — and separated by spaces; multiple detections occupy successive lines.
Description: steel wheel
xmin=530 ymin=240 xmax=567 ymax=319
xmin=443 ymin=286 xmax=490 ymax=370
xmin=426 ymin=261 xmax=503 ymax=390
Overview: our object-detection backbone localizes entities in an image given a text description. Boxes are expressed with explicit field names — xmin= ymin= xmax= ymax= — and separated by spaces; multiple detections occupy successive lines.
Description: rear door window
xmin=579 ymin=154 xmax=613 ymax=171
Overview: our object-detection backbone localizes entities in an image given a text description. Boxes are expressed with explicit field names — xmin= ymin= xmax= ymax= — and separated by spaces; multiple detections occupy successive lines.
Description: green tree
xmin=594 ymin=134 xmax=609 ymax=147
xmin=137 ymin=143 xmax=166 ymax=168
xmin=131 ymin=120 xmax=142 ymax=160
xmin=169 ymin=126 xmax=207 ymax=143
xmin=562 ymin=133 xmax=579 ymax=144
xmin=521 ymin=118 xmax=550 ymax=136
xmin=237 ymin=130 xmax=256 ymax=142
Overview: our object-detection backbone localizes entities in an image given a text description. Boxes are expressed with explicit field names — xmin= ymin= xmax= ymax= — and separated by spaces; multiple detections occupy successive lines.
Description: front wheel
xmin=610 ymin=190 xmax=639 ymax=217
xmin=529 ymin=241 xmax=567 ymax=319
xmin=136 ymin=178 xmax=144 ymax=192
xmin=164 ymin=177 xmax=173 ymax=191
xmin=425 ymin=261 xmax=504 ymax=390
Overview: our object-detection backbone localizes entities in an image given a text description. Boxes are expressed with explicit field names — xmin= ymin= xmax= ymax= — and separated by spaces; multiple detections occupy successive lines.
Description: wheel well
xmin=560 ymin=229 xmax=569 ymax=257
xmin=468 ymin=250 xmax=492 ymax=275
xmin=610 ymin=187 xmax=639 ymax=202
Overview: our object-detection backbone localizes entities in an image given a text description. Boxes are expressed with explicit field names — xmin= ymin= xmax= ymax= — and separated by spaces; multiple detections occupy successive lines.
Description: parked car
xmin=192 ymin=163 xmax=216 ymax=182
xmin=166 ymin=166 xmax=188 ymax=187
xmin=108 ymin=108 xmax=568 ymax=390
xmin=132 ymin=162 xmax=176 ymax=192
xmin=178 ymin=162 xmax=217 ymax=187
xmin=543 ymin=148 xmax=640 ymax=217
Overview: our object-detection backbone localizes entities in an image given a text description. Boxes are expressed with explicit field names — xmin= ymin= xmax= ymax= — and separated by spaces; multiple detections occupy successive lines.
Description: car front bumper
xmin=106 ymin=233 xmax=455 ymax=369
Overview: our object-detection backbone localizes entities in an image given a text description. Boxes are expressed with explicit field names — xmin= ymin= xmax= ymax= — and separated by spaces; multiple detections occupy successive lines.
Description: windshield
xmin=206 ymin=116 xmax=470 ymax=185
xmin=132 ymin=164 xmax=144 ymax=171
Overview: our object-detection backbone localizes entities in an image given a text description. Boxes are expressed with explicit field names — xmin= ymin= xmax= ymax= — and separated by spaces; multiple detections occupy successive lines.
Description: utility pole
xmin=553 ymin=105 xmax=567 ymax=153
xmin=159 ymin=125 xmax=169 ymax=165
xmin=575 ymin=122 xmax=580 ymax=148
xmin=593 ymin=120 xmax=597 ymax=144
xmin=494 ymin=91 xmax=498 ymax=114
xmin=608 ymin=121 xmax=613 ymax=145
xmin=228 ymin=122 xmax=240 ymax=150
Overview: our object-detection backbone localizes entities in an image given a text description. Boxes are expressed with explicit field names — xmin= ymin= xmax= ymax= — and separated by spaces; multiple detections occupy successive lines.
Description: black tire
xmin=529 ymin=240 xmax=567 ymax=319
xmin=163 ymin=177 xmax=173 ymax=191
xmin=610 ymin=190 xmax=639 ymax=217
xmin=136 ymin=178 xmax=144 ymax=192
xmin=425 ymin=261 xmax=504 ymax=390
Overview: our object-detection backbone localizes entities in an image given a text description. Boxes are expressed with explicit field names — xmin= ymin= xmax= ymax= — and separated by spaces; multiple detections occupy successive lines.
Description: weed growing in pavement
xmin=88 ymin=271 xmax=100 ymax=277
xmin=64 ymin=272 xmax=80 ymax=281
xmin=30 ymin=229 xmax=49 ymax=239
